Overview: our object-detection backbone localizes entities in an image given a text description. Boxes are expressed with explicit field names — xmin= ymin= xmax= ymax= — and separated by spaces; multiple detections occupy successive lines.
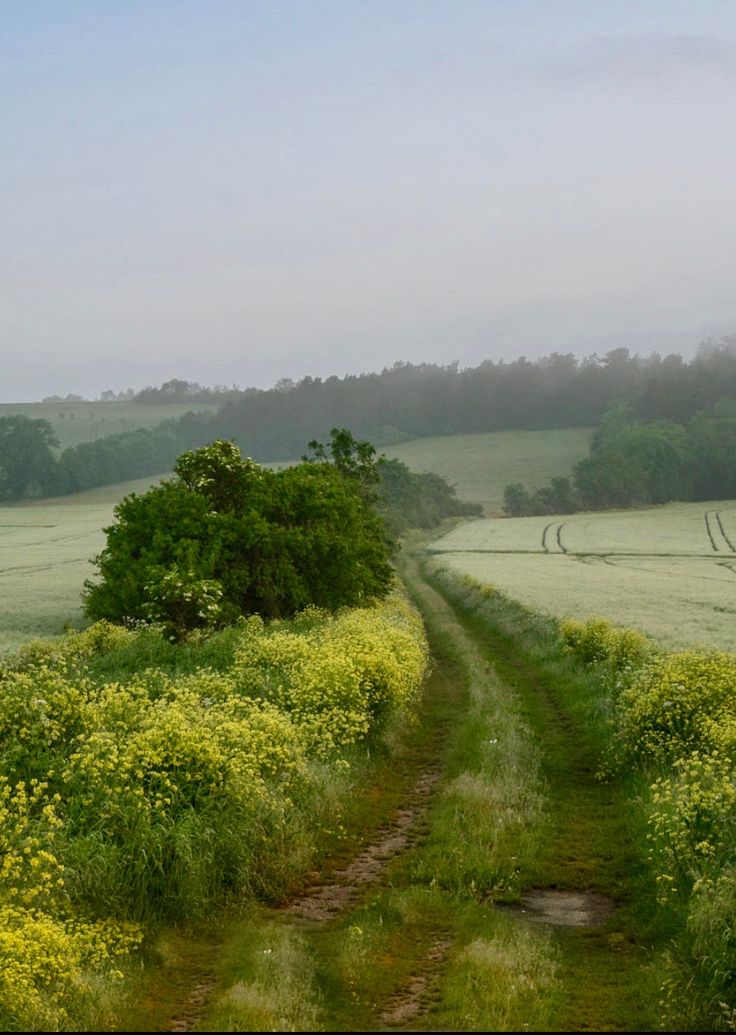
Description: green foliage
xmin=0 ymin=416 xmax=59 ymax=501
xmin=379 ymin=458 xmax=482 ymax=534
xmin=613 ymin=650 xmax=736 ymax=765
xmin=84 ymin=438 xmax=393 ymax=632
xmin=596 ymin=643 xmax=736 ymax=1026
xmin=0 ymin=597 xmax=428 ymax=1026
xmin=559 ymin=617 xmax=650 ymax=672
xmin=143 ymin=567 xmax=224 ymax=643
xmin=503 ymin=477 xmax=577 ymax=516
xmin=305 ymin=427 xmax=382 ymax=501
xmin=577 ymin=419 xmax=692 ymax=509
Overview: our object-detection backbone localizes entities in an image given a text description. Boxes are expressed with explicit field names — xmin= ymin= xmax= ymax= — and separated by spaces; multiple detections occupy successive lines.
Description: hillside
xmin=385 ymin=428 xmax=593 ymax=514
xmin=0 ymin=400 xmax=215 ymax=451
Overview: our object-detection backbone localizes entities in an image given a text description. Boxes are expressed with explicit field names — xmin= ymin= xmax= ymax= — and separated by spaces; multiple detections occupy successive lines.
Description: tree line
xmin=504 ymin=397 xmax=736 ymax=515
xmin=207 ymin=338 xmax=736 ymax=457
xmin=0 ymin=414 xmax=479 ymax=537
xmin=2 ymin=338 xmax=736 ymax=507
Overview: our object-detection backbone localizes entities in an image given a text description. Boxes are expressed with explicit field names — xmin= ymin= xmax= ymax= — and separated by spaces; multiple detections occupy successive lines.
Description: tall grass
xmin=0 ymin=595 xmax=427 ymax=1030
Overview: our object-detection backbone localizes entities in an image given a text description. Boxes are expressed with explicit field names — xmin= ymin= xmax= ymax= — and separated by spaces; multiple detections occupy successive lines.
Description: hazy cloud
xmin=543 ymin=32 xmax=736 ymax=84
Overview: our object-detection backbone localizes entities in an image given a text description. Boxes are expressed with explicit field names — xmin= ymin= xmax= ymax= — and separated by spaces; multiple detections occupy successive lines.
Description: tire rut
xmin=716 ymin=511 xmax=736 ymax=552
xmin=165 ymin=976 xmax=217 ymax=1033
xmin=378 ymin=936 xmax=453 ymax=1029
xmin=285 ymin=766 xmax=441 ymax=923
xmin=159 ymin=747 xmax=444 ymax=1031
xmin=705 ymin=510 xmax=719 ymax=551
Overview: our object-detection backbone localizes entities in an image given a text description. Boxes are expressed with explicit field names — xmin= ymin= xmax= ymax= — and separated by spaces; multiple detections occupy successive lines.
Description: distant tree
xmin=379 ymin=457 xmax=482 ymax=533
xmin=0 ymin=416 xmax=59 ymax=500
xmin=535 ymin=476 xmax=578 ymax=514
xmin=503 ymin=483 xmax=534 ymax=517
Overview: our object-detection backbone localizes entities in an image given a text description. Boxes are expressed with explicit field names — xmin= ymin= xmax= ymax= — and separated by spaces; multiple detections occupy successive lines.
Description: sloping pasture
xmin=0 ymin=476 xmax=165 ymax=650
xmin=0 ymin=400 xmax=215 ymax=451
xmin=428 ymin=501 xmax=736 ymax=651
xmin=385 ymin=428 xmax=592 ymax=513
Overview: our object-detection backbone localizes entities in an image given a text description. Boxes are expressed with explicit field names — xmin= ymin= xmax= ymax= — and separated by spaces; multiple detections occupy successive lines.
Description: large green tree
xmin=84 ymin=438 xmax=393 ymax=634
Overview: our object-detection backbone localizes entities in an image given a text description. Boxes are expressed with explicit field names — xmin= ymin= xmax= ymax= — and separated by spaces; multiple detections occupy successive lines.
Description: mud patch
xmin=286 ymin=768 xmax=440 ymax=923
xmin=378 ymin=936 xmax=452 ymax=1029
xmin=499 ymin=888 xmax=615 ymax=928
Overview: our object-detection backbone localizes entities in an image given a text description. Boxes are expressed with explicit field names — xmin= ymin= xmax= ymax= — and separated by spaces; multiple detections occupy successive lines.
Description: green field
xmin=428 ymin=501 xmax=736 ymax=651
xmin=0 ymin=427 xmax=590 ymax=650
xmin=0 ymin=475 xmax=167 ymax=651
xmin=0 ymin=400 xmax=215 ymax=451
xmin=384 ymin=428 xmax=593 ymax=513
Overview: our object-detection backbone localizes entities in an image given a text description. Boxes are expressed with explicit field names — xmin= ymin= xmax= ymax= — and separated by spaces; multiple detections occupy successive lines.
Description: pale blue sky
xmin=2 ymin=1 xmax=736 ymax=399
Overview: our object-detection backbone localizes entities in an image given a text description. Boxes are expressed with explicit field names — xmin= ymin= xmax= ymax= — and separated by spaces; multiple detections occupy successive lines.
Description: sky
xmin=2 ymin=0 xmax=736 ymax=401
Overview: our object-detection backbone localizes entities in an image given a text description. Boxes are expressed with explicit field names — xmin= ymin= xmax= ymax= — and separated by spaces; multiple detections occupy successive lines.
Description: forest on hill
xmin=2 ymin=339 xmax=736 ymax=503
xmin=504 ymin=397 xmax=736 ymax=514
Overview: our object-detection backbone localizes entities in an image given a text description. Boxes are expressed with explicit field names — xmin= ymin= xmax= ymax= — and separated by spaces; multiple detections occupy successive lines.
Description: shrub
xmin=615 ymin=650 xmax=736 ymax=764
xmin=84 ymin=439 xmax=393 ymax=634
xmin=560 ymin=616 xmax=650 ymax=672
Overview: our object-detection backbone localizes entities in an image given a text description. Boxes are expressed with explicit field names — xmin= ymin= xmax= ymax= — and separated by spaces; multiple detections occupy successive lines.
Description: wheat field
xmin=428 ymin=501 xmax=736 ymax=651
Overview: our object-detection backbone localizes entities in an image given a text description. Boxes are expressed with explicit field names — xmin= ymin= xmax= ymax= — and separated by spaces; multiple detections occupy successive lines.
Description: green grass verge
xmin=185 ymin=556 xmax=667 ymax=1032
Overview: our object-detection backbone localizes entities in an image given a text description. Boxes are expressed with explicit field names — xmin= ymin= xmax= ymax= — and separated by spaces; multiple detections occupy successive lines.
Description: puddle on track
xmin=497 ymin=888 xmax=615 ymax=928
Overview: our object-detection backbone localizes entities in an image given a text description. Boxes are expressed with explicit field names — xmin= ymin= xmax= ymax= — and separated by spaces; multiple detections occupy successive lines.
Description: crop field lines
xmin=428 ymin=501 xmax=736 ymax=651
xmin=707 ymin=509 xmax=736 ymax=552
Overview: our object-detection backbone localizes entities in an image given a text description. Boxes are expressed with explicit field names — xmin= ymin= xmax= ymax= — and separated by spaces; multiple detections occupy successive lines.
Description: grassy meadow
xmin=384 ymin=427 xmax=593 ymax=513
xmin=0 ymin=476 xmax=167 ymax=651
xmin=0 ymin=401 xmax=215 ymax=452
xmin=428 ymin=500 xmax=736 ymax=652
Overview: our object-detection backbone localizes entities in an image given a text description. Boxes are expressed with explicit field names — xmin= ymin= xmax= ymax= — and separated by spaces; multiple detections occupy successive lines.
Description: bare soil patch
xmin=378 ymin=936 xmax=452 ymax=1029
xmin=286 ymin=767 xmax=440 ymax=923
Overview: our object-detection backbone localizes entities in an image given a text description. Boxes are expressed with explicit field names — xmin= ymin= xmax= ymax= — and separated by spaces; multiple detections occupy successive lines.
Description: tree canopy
xmin=0 ymin=416 xmax=59 ymax=500
xmin=503 ymin=400 xmax=736 ymax=516
xmin=84 ymin=437 xmax=394 ymax=638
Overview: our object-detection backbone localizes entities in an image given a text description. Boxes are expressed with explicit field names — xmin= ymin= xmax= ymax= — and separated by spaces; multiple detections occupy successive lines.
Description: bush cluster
xmin=84 ymin=439 xmax=394 ymax=634
xmin=588 ymin=637 xmax=736 ymax=1028
xmin=0 ymin=596 xmax=427 ymax=1029
xmin=559 ymin=616 xmax=650 ymax=672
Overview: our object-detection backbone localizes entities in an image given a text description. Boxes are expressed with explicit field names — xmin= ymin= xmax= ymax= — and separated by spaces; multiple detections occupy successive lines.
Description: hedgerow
xmin=0 ymin=594 xmax=427 ymax=1029
xmin=561 ymin=620 xmax=736 ymax=1028
xmin=560 ymin=616 xmax=650 ymax=672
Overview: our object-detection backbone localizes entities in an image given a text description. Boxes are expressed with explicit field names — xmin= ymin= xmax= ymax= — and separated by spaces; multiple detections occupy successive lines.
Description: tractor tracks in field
xmin=542 ymin=520 xmax=567 ymax=553
xmin=715 ymin=511 xmax=736 ymax=552
xmin=705 ymin=510 xmax=736 ymax=553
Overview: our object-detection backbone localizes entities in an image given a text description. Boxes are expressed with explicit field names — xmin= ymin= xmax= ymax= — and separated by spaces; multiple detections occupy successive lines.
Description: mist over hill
xmin=2 ymin=340 xmax=736 ymax=502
